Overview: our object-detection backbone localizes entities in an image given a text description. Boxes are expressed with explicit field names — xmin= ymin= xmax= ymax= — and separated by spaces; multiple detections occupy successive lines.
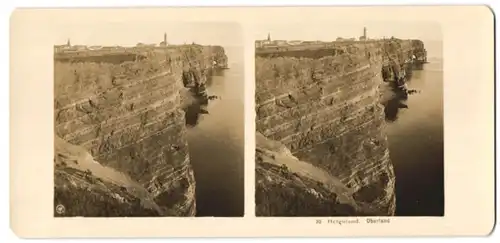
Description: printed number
xmin=316 ymin=219 xmax=322 ymax=224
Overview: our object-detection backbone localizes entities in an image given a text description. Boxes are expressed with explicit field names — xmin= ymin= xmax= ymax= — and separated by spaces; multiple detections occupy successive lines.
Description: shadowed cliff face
xmin=255 ymin=39 xmax=426 ymax=216
xmin=54 ymin=45 xmax=227 ymax=217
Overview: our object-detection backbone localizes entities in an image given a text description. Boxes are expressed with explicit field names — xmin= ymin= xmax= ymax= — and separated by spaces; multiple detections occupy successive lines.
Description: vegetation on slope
xmin=54 ymin=135 xmax=164 ymax=217
xmin=255 ymin=132 xmax=382 ymax=217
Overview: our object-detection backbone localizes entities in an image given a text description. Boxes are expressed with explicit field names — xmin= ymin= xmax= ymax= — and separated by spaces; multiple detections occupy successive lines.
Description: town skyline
xmin=53 ymin=22 xmax=243 ymax=48
xmin=253 ymin=21 xmax=442 ymax=43
xmin=56 ymin=33 xmax=204 ymax=47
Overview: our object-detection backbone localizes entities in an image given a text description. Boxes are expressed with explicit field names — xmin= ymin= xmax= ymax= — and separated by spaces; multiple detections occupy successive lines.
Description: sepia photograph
xmin=9 ymin=6 xmax=494 ymax=238
xmin=53 ymin=21 xmax=245 ymax=217
xmin=254 ymin=22 xmax=444 ymax=217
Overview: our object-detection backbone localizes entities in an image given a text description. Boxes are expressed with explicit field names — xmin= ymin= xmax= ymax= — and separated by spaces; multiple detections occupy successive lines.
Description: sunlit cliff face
xmin=53 ymin=46 xmax=228 ymax=217
xmin=255 ymin=40 xmax=426 ymax=216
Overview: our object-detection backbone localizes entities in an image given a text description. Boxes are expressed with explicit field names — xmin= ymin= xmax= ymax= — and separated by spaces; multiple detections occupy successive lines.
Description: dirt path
xmin=54 ymin=136 xmax=164 ymax=215
xmin=256 ymin=133 xmax=359 ymax=207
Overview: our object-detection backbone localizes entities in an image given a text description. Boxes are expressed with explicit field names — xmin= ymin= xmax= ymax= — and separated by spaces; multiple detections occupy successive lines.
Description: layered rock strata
xmin=255 ymin=39 xmax=426 ymax=216
xmin=54 ymin=45 xmax=227 ymax=217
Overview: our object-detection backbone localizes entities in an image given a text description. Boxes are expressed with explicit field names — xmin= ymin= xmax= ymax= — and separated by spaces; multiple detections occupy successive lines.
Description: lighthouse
xmin=360 ymin=27 xmax=367 ymax=41
xmin=160 ymin=32 xmax=168 ymax=47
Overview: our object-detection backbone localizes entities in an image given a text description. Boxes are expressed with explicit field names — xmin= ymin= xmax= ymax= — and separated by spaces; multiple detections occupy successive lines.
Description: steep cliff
xmin=255 ymin=39 xmax=426 ymax=216
xmin=54 ymin=45 xmax=227 ymax=217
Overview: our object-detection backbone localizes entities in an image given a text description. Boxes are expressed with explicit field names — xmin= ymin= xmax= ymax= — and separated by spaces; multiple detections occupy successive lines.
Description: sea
xmin=384 ymin=40 xmax=444 ymax=216
xmin=185 ymin=46 xmax=245 ymax=217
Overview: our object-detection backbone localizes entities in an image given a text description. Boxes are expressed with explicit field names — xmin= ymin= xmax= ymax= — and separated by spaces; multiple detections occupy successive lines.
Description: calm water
xmin=384 ymin=41 xmax=444 ymax=216
xmin=185 ymin=46 xmax=245 ymax=217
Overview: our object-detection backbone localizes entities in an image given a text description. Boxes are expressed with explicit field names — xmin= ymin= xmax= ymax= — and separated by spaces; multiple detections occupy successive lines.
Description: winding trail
xmin=256 ymin=132 xmax=358 ymax=207
xmin=54 ymin=136 xmax=164 ymax=215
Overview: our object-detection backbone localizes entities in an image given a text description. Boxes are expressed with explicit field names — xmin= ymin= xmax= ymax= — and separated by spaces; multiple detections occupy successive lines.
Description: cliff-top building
xmin=160 ymin=32 xmax=169 ymax=47
xmin=256 ymin=33 xmax=295 ymax=48
xmin=359 ymin=27 xmax=367 ymax=41
xmin=54 ymin=38 xmax=72 ymax=53
xmin=256 ymin=33 xmax=274 ymax=48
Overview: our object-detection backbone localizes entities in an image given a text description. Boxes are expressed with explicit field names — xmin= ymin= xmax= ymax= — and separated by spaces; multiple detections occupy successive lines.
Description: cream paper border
xmin=9 ymin=6 xmax=495 ymax=238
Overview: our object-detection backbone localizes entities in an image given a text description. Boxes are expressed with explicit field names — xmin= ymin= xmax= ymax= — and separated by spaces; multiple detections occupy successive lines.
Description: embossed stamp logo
xmin=55 ymin=204 xmax=65 ymax=215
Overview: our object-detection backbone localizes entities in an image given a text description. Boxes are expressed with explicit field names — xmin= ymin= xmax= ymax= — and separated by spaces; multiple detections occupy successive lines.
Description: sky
xmin=53 ymin=20 xmax=440 ymax=47
xmin=253 ymin=21 xmax=442 ymax=42
xmin=54 ymin=22 xmax=243 ymax=47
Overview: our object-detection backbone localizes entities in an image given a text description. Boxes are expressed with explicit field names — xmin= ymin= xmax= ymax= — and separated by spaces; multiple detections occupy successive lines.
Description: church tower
xmin=66 ymin=38 xmax=71 ymax=47
xmin=267 ymin=33 xmax=271 ymax=41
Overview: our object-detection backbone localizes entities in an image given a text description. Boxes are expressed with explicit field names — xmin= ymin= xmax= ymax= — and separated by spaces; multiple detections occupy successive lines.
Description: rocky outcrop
xmin=380 ymin=39 xmax=426 ymax=82
xmin=180 ymin=45 xmax=227 ymax=104
xmin=54 ymin=45 xmax=227 ymax=217
xmin=255 ymin=39 xmax=426 ymax=216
